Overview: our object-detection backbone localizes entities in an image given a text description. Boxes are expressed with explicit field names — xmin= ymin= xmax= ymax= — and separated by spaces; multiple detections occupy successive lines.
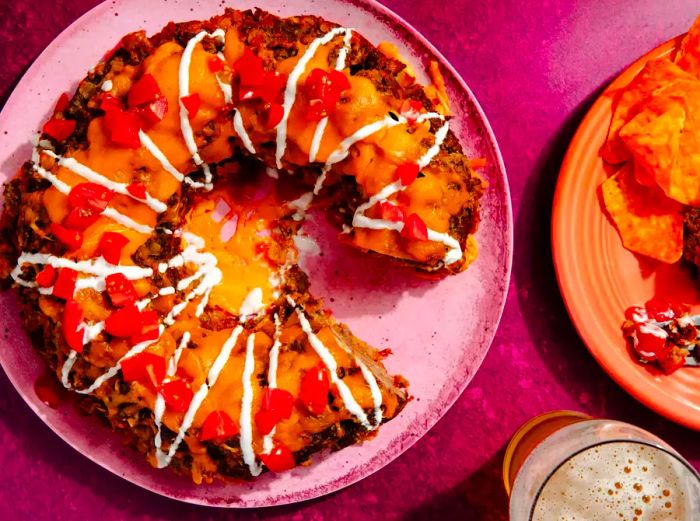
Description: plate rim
xmin=551 ymin=34 xmax=700 ymax=429
xmin=0 ymin=0 xmax=513 ymax=507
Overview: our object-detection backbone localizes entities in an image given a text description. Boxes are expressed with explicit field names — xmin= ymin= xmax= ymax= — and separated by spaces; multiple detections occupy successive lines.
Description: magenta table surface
xmin=1 ymin=1 xmax=699 ymax=520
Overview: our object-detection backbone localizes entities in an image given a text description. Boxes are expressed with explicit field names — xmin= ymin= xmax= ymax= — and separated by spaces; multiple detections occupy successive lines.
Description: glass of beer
xmin=504 ymin=411 xmax=700 ymax=520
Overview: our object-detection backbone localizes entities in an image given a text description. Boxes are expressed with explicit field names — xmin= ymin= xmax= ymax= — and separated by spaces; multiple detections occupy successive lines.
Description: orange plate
xmin=552 ymin=35 xmax=700 ymax=430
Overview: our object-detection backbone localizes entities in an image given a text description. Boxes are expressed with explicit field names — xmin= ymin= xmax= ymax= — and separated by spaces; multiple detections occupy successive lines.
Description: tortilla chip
xmin=601 ymin=165 xmax=683 ymax=263
xmin=619 ymin=96 xmax=685 ymax=187
xmin=620 ymin=79 xmax=700 ymax=205
xmin=603 ymin=60 xmax=694 ymax=164
xmin=677 ymin=15 xmax=700 ymax=74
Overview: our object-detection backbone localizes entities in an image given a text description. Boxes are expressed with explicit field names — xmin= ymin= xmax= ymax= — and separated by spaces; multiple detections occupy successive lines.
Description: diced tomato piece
xmin=305 ymin=98 xmax=328 ymax=122
xmin=62 ymin=300 xmax=85 ymax=353
xmin=264 ymin=103 xmax=285 ymax=130
xmin=53 ymin=268 xmax=78 ymax=300
xmin=254 ymin=388 xmax=294 ymax=434
xmin=35 ymin=265 xmax=57 ymax=288
xmin=328 ymin=69 xmax=351 ymax=92
xmin=63 ymin=206 xmax=100 ymax=231
xmin=633 ymin=323 xmax=668 ymax=362
xmin=131 ymin=310 xmax=160 ymax=345
xmin=379 ymin=201 xmax=406 ymax=222
xmin=180 ymin=93 xmax=201 ymax=119
xmin=127 ymin=73 xmax=162 ymax=107
xmin=50 ymin=223 xmax=83 ymax=250
xmin=625 ymin=306 xmax=649 ymax=324
xmin=468 ymin=157 xmax=487 ymax=169
xmin=54 ymin=93 xmax=70 ymax=114
xmin=254 ymin=409 xmax=279 ymax=435
xmin=159 ymin=378 xmax=193 ymax=412
xmin=394 ymin=163 xmax=420 ymax=186
xmin=259 ymin=441 xmax=296 ymax=473
xmin=401 ymin=213 xmax=429 ymax=241
xmin=68 ymin=183 xmax=114 ymax=213
xmin=234 ymin=47 xmax=266 ymax=87
xmin=264 ymin=388 xmax=294 ymax=419
xmin=42 ymin=118 xmax=76 ymax=141
xmin=399 ymin=99 xmax=423 ymax=124
xmin=299 ymin=364 xmax=330 ymax=415
xmin=103 ymin=105 xmax=142 ymax=148
xmin=98 ymin=232 xmax=129 ymax=265
xmin=658 ymin=346 xmax=688 ymax=374
xmin=105 ymin=273 xmax=138 ymax=307
xmin=137 ymin=97 xmax=168 ymax=126
xmin=208 ymin=56 xmax=225 ymax=73
xmin=99 ymin=94 xmax=122 ymax=111
xmin=199 ymin=410 xmax=239 ymax=441
xmin=644 ymin=298 xmax=678 ymax=322
xmin=126 ymin=182 xmax=148 ymax=200
xmin=120 ymin=351 xmax=166 ymax=391
xmin=105 ymin=305 xmax=144 ymax=337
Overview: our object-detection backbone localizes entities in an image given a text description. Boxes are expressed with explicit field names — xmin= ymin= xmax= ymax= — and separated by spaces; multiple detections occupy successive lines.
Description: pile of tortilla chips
xmin=601 ymin=15 xmax=700 ymax=264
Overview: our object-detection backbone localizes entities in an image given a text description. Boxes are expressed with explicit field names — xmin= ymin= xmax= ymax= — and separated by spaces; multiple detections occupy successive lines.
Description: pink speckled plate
xmin=0 ymin=0 xmax=511 ymax=508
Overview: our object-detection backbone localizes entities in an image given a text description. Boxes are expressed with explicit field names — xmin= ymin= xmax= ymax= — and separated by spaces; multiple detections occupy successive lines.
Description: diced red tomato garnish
xmin=105 ymin=305 xmax=144 ymax=337
xmin=68 ymin=183 xmax=114 ymax=214
xmin=644 ymin=298 xmax=676 ymax=322
xmin=54 ymin=93 xmax=70 ymax=114
xmin=159 ymin=378 xmax=193 ymax=412
xmin=399 ymin=99 xmax=423 ymax=124
xmin=63 ymin=206 xmax=100 ymax=231
xmin=120 ymin=351 xmax=166 ymax=391
xmin=394 ymin=162 xmax=420 ymax=186
xmin=263 ymin=103 xmax=285 ymax=130
xmin=126 ymin=182 xmax=148 ymax=200
xmin=379 ymin=201 xmax=406 ymax=222
xmin=35 ymin=265 xmax=57 ymax=288
xmin=127 ymin=73 xmax=162 ymax=107
xmin=53 ymin=268 xmax=78 ymax=300
xmin=180 ymin=93 xmax=201 ymax=119
xmin=105 ymin=273 xmax=137 ymax=307
xmin=259 ymin=441 xmax=296 ymax=473
xmin=50 ymin=223 xmax=83 ymax=250
xmin=658 ymin=345 xmax=688 ymax=374
xmin=137 ymin=97 xmax=168 ymax=126
xmin=103 ymin=104 xmax=142 ymax=148
xmin=234 ymin=48 xmax=288 ymax=104
xmin=208 ymin=57 xmax=225 ymax=73
xmin=254 ymin=388 xmax=294 ymax=435
xmin=299 ymin=364 xmax=330 ymax=415
xmin=98 ymin=232 xmax=129 ymax=265
xmin=42 ymin=118 xmax=76 ymax=141
xmin=131 ymin=310 xmax=160 ymax=345
xmin=199 ymin=410 xmax=239 ymax=441
xmin=401 ymin=213 xmax=429 ymax=241
xmin=62 ymin=300 xmax=85 ymax=353
xmin=468 ymin=157 xmax=487 ymax=169
xmin=625 ymin=306 xmax=649 ymax=324
xmin=633 ymin=323 xmax=668 ymax=362
xmin=303 ymin=68 xmax=350 ymax=121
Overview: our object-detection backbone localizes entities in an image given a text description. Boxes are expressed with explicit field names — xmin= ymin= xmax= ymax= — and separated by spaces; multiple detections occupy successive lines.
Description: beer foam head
xmin=532 ymin=442 xmax=700 ymax=520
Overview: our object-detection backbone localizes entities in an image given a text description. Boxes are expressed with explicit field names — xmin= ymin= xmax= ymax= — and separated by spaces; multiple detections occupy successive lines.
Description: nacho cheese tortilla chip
xmin=603 ymin=60 xmax=695 ymax=165
xmin=619 ymin=79 xmax=700 ymax=205
xmin=677 ymin=15 xmax=700 ymax=73
xmin=601 ymin=166 xmax=684 ymax=263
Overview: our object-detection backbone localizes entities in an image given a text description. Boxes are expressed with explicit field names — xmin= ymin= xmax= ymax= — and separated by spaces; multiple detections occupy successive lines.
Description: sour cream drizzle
xmin=287 ymin=296 xmax=371 ymax=429
xmin=240 ymin=333 xmax=263 ymax=476
xmin=178 ymin=29 xmax=226 ymax=191
xmin=262 ymin=313 xmax=282 ymax=454
xmin=233 ymin=109 xmax=256 ymax=155
xmin=275 ymin=27 xmax=353 ymax=168
xmin=139 ymin=130 xmax=207 ymax=189
xmin=43 ymin=150 xmax=167 ymax=213
xmin=30 ymin=151 xmax=154 ymax=234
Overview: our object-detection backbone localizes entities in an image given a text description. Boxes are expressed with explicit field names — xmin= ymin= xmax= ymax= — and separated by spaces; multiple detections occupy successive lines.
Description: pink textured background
xmin=0 ymin=0 xmax=699 ymax=519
